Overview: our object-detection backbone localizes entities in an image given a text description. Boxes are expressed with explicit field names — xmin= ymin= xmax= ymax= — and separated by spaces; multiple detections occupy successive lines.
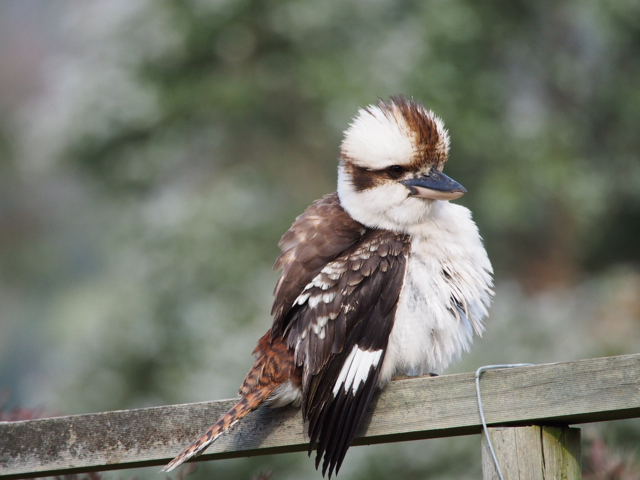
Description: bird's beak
xmin=401 ymin=169 xmax=467 ymax=201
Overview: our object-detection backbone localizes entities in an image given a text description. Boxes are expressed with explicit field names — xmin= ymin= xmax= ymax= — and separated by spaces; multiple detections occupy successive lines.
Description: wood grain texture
xmin=541 ymin=426 xmax=581 ymax=479
xmin=482 ymin=426 xmax=543 ymax=480
xmin=481 ymin=426 xmax=580 ymax=480
xmin=1 ymin=353 xmax=639 ymax=479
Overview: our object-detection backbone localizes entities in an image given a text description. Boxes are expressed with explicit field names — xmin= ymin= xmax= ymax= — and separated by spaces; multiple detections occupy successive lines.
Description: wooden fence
xmin=2 ymin=353 xmax=640 ymax=479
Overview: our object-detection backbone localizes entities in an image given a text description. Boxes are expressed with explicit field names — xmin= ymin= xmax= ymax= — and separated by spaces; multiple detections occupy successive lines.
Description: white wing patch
xmin=333 ymin=346 xmax=383 ymax=396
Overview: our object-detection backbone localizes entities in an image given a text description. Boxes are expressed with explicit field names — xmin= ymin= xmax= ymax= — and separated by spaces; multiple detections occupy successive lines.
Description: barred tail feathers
xmin=161 ymin=387 xmax=275 ymax=472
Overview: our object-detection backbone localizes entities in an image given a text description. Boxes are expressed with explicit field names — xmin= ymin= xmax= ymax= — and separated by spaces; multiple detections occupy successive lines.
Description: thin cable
xmin=475 ymin=364 xmax=534 ymax=480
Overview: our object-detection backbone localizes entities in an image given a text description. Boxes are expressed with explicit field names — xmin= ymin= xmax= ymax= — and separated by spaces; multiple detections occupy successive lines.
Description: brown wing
xmin=271 ymin=192 xmax=365 ymax=338
xmin=283 ymin=229 xmax=411 ymax=477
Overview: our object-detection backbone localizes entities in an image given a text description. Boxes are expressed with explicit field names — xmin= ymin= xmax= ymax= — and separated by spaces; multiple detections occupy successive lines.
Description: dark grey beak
xmin=401 ymin=169 xmax=466 ymax=200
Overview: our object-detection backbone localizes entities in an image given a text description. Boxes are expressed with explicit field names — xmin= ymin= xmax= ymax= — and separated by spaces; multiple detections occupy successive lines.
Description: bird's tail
xmin=161 ymin=386 xmax=276 ymax=472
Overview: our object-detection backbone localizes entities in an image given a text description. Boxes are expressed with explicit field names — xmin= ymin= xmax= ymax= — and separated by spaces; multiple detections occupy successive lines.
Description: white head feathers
xmin=340 ymin=96 xmax=450 ymax=171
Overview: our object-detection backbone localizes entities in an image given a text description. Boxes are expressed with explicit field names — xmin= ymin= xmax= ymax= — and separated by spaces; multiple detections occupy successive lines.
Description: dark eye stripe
xmin=342 ymin=161 xmax=427 ymax=192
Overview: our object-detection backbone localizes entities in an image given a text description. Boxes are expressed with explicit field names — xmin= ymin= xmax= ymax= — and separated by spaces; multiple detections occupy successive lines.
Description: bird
xmin=162 ymin=95 xmax=493 ymax=477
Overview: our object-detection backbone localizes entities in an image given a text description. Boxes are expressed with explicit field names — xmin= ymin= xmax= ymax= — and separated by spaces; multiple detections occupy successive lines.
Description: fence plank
xmin=1 ymin=353 xmax=639 ymax=479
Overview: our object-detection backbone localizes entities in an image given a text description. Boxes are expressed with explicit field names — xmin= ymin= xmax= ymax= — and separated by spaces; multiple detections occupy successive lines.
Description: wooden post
xmin=481 ymin=425 xmax=581 ymax=480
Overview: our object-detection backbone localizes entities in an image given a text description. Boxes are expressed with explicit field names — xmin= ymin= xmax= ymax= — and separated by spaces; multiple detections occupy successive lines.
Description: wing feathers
xmin=271 ymin=193 xmax=364 ymax=333
xmin=279 ymin=229 xmax=410 ymax=477
xmin=334 ymin=366 xmax=379 ymax=473
xmin=312 ymin=357 xmax=383 ymax=478
xmin=271 ymin=197 xmax=410 ymax=477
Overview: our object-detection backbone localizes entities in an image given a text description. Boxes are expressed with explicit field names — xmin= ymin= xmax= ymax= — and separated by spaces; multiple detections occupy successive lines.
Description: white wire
xmin=475 ymin=364 xmax=534 ymax=480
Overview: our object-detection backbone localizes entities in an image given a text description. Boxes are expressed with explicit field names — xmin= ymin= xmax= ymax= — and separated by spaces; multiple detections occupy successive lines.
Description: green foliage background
xmin=1 ymin=0 xmax=640 ymax=478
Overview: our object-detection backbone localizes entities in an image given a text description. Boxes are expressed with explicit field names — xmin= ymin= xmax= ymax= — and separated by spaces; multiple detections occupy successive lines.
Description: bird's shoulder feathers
xmin=271 ymin=192 xmax=366 ymax=336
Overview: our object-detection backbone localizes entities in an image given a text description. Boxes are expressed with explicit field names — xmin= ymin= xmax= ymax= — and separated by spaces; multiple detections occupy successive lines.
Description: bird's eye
xmin=387 ymin=165 xmax=405 ymax=178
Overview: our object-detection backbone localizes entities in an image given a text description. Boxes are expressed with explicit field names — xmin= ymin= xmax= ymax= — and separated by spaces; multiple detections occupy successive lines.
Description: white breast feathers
xmin=378 ymin=201 xmax=493 ymax=385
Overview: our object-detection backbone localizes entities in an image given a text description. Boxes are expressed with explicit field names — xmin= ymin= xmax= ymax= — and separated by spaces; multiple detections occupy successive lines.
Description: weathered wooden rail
xmin=2 ymin=353 xmax=639 ymax=479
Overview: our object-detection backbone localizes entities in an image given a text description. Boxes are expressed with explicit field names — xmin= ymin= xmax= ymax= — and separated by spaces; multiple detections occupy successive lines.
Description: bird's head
xmin=337 ymin=96 xmax=465 ymax=231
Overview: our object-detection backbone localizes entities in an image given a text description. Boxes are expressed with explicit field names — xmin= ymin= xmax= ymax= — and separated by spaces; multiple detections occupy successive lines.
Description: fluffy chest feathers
xmin=379 ymin=201 xmax=493 ymax=384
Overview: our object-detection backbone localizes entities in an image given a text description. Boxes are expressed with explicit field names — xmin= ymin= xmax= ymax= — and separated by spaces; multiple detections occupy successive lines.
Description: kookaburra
xmin=163 ymin=96 xmax=493 ymax=477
